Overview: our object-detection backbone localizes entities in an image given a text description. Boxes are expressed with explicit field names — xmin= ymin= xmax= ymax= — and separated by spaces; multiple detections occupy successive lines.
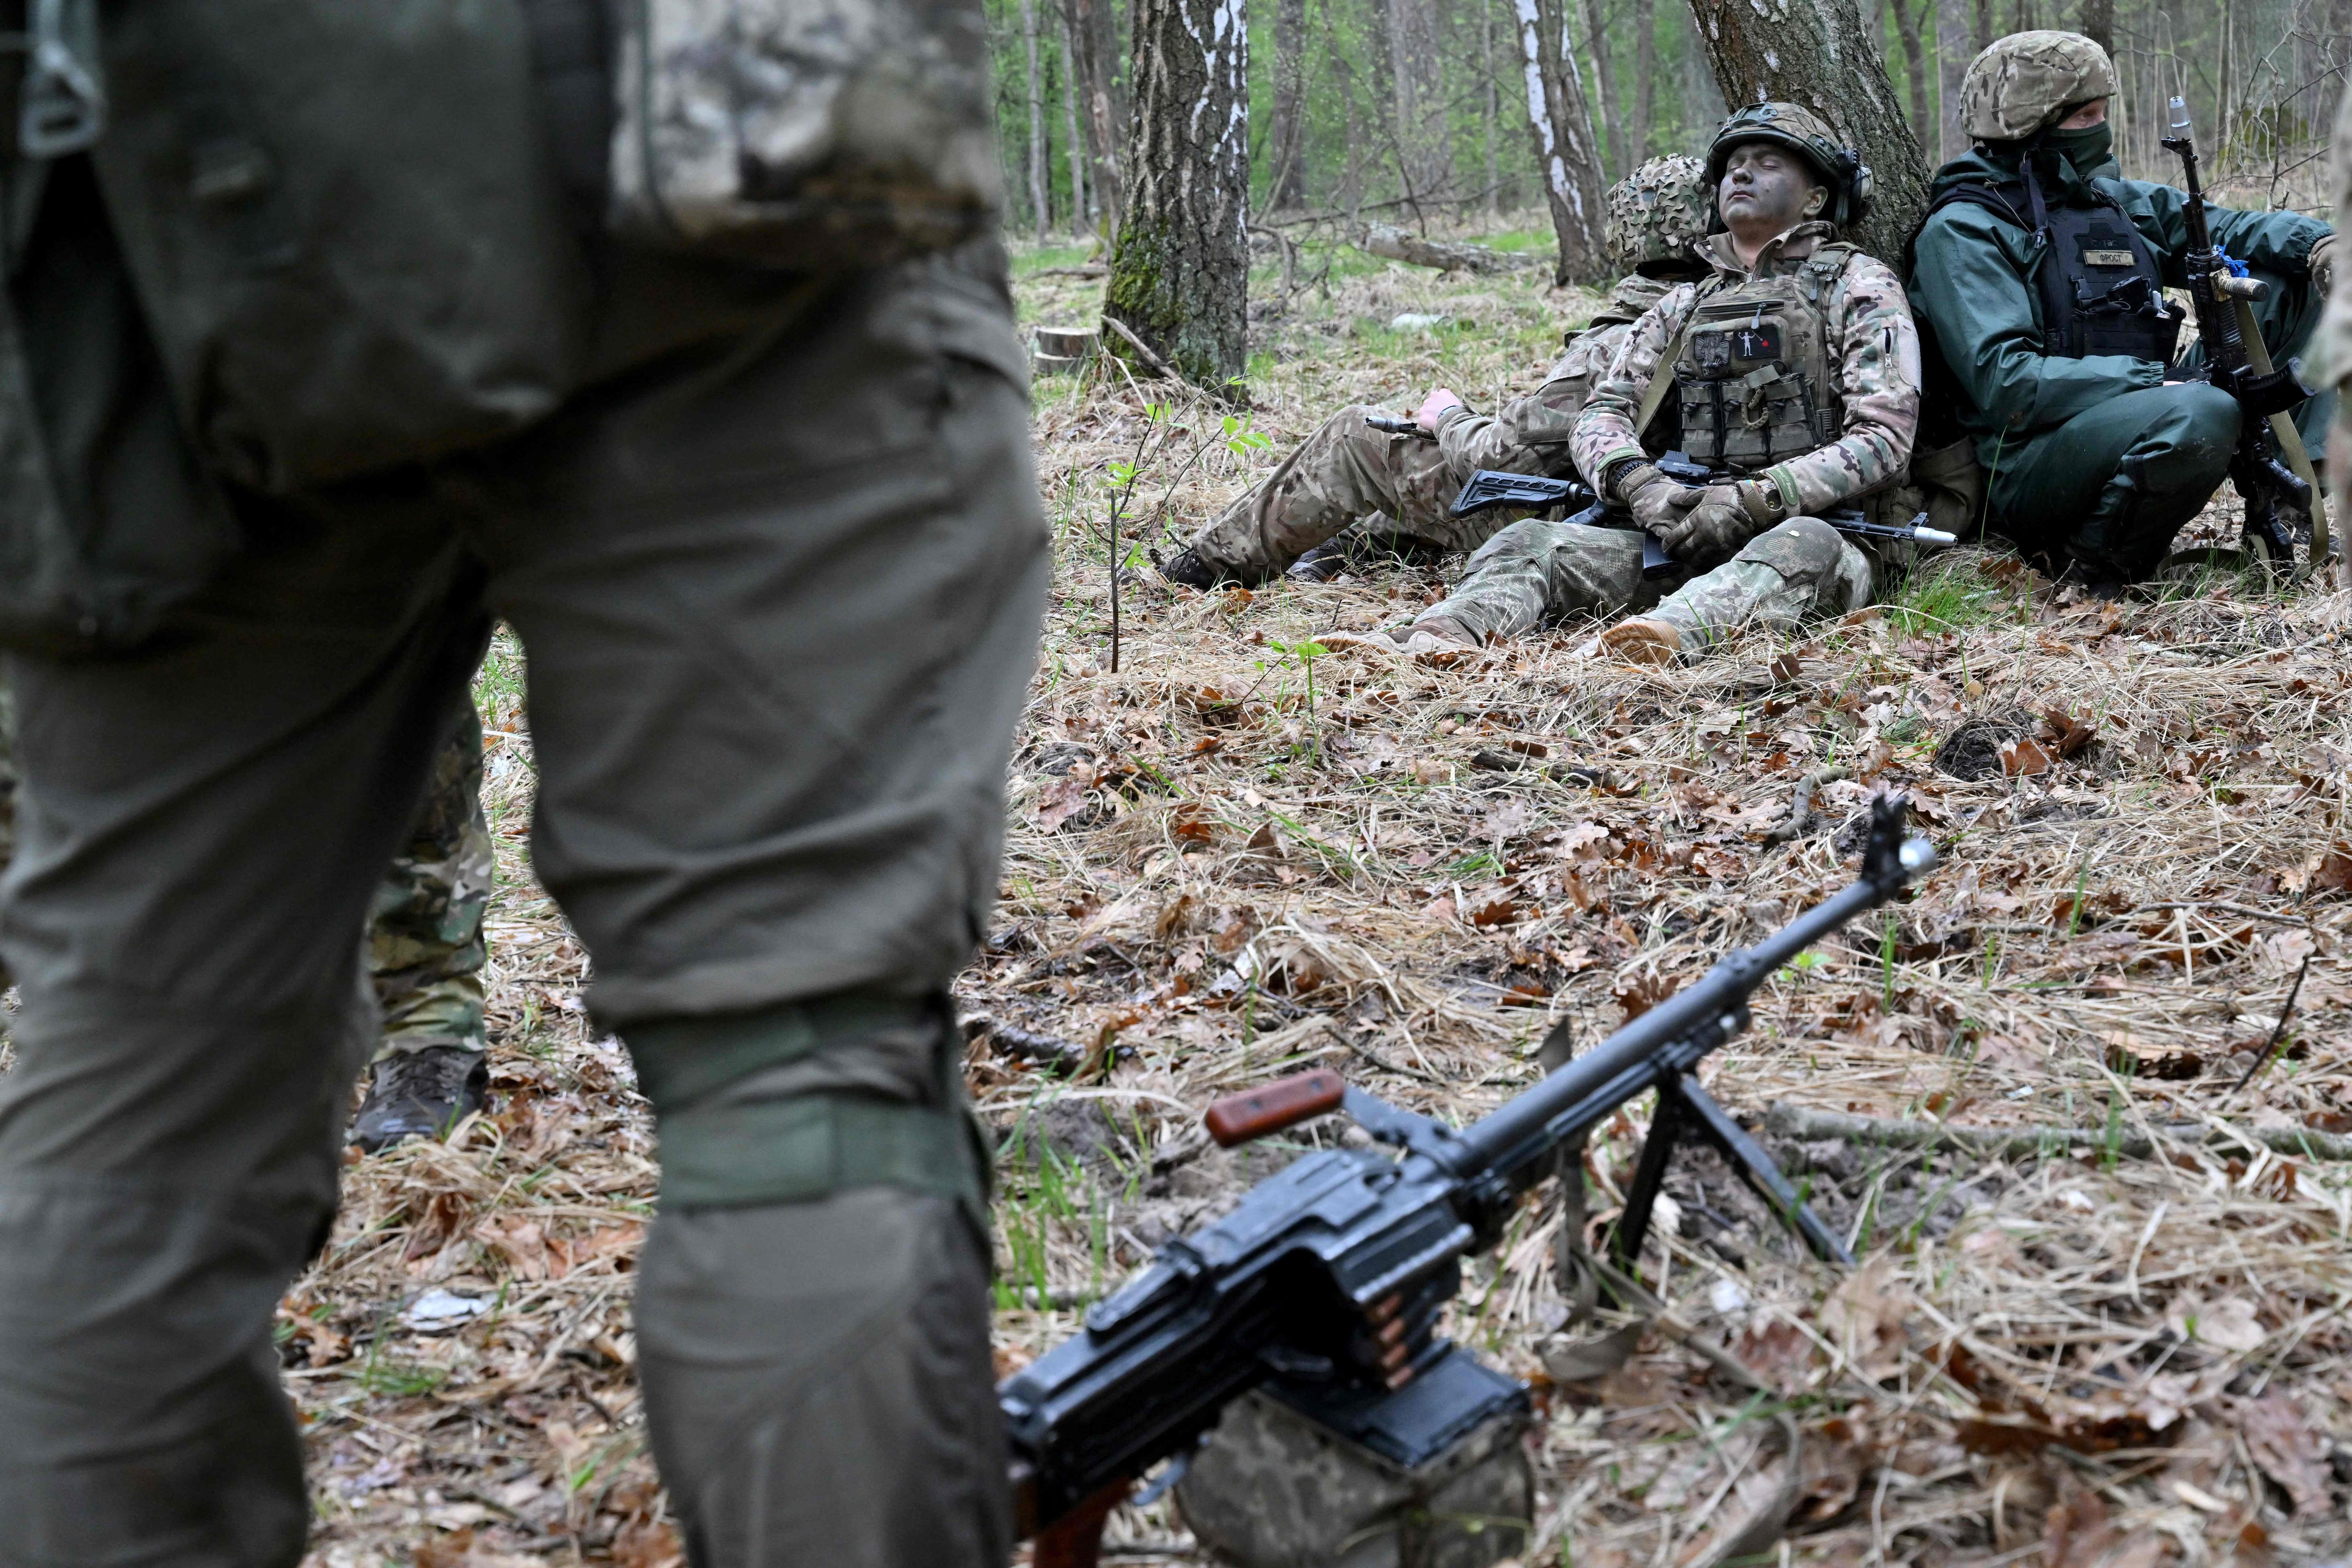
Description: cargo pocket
xmin=0 ymin=159 xmax=238 ymax=656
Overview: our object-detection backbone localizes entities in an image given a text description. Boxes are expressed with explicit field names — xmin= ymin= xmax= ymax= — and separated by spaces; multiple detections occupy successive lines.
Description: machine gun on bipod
xmin=1002 ymin=796 xmax=1941 ymax=1565
xmin=2160 ymin=95 xmax=2329 ymax=575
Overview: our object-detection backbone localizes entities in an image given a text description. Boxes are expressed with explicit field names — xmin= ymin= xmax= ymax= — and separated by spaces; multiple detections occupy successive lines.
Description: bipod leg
xmin=1669 ymin=1075 xmax=1852 ymax=1265
xmin=1608 ymin=1088 xmax=1686 ymax=1282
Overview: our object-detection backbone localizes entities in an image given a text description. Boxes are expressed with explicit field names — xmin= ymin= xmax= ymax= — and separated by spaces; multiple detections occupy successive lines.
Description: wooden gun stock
xmin=1203 ymin=1069 xmax=1347 ymax=1147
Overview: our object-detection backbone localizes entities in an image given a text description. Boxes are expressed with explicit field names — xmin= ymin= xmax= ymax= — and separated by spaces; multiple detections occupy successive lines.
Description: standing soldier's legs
xmin=1400 ymin=518 xmax=1674 ymax=645
xmin=0 ymin=241 xmax=1039 ymax=1567
xmin=352 ymin=698 xmax=495 ymax=1151
xmin=1990 ymin=383 xmax=2240 ymax=581
xmin=1176 ymin=404 xmax=1539 ymax=580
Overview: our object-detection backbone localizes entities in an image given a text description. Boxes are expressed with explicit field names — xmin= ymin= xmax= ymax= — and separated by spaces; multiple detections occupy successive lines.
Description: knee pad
xmin=1739 ymin=517 xmax=1846 ymax=581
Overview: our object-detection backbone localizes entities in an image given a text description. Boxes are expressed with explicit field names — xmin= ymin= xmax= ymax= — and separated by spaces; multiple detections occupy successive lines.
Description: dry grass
xmin=273 ymin=231 xmax=2352 ymax=1567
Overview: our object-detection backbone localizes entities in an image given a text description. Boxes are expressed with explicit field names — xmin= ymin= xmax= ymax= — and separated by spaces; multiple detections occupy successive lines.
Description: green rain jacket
xmin=1907 ymin=143 xmax=2328 ymax=467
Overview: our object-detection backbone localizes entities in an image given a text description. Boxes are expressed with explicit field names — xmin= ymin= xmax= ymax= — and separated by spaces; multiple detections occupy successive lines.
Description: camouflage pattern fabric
xmin=1960 ymin=32 xmax=2118 ymax=142
xmin=1177 ymin=275 xmax=1672 ymax=578
xmin=2324 ymin=83 xmax=2352 ymax=401
xmin=1573 ymin=225 xmax=1922 ymax=519
xmin=1605 ymin=156 xmax=1712 ymax=276
xmin=369 ymin=701 xmax=494 ymax=1061
xmin=1411 ymin=514 xmax=1871 ymax=652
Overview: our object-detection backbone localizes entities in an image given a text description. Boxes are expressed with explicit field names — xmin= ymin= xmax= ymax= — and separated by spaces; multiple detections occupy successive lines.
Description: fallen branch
xmin=1763 ymin=765 xmax=1849 ymax=846
xmin=1359 ymin=223 xmax=1534 ymax=275
xmin=1764 ymin=1103 xmax=2352 ymax=1163
xmin=961 ymin=1011 xmax=1089 ymax=1075
xmin=1099 ymin=313 xmax=1179 ymax=380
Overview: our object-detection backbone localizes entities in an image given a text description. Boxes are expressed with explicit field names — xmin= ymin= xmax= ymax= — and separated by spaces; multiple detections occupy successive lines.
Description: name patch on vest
xmin=2082 ymin=248 xmax=2137 ymax=268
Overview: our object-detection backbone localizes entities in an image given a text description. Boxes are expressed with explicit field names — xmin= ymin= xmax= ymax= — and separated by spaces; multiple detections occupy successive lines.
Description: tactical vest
xmin=1927 ymin=169 xmax=2183 ymax=365
xmin=1669 ymin=246 xmax=1855 ymax=471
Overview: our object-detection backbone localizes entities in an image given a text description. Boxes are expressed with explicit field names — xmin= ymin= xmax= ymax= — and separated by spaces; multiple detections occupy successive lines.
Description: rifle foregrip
xmin=1204 ymin=1069 xmax=1347 ymax=1146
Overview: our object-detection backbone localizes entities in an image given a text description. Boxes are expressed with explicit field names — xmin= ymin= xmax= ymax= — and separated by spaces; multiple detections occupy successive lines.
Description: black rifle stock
xmin=1003 ymin=796 xmax=1939 ymax=1560
xmin=1451 ymin=460 xmax=1953 ymax=580
xmin=2160 ymin=96 xmax=2322 ymax=573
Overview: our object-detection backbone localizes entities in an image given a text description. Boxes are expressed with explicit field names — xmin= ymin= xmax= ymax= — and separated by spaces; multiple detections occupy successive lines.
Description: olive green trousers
xmin=0 ymin=228 xmax=1042 ymax=1567
xmin=1987 ymin=266 xmax=2333 ymax=580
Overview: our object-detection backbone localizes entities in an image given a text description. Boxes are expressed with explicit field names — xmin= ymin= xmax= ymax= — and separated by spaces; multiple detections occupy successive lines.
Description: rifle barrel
xmin=1454 ymin=875 xmax=1886 ymax=1182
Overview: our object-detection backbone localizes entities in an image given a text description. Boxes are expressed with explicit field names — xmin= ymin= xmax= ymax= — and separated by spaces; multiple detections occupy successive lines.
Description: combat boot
xmin=1159 ymin=546 xmax=1228 ymax=589
xmin=351 ymin=1044 xmax=489 ymax=1152
xmin=1598 ymin=617 xmax=1686 ymax=666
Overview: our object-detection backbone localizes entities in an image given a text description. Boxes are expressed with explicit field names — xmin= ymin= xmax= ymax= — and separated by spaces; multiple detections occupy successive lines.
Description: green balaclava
xmin=2039 ymin=118 xmax=2114 ymax=175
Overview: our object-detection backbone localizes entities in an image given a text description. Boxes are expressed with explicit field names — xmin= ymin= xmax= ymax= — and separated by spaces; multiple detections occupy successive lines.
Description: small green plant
xmin=1888 ymin=554 xmax=2006 ymax=636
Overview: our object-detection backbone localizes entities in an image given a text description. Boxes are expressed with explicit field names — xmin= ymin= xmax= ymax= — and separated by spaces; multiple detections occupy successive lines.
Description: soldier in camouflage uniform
xmin=1367 ymin=105 xmax=1922 ymax=665
xmin=350 ymin=700 xmax=496 ymax=1151
xmin=1158 ymin=157 xmax=1713 ymax=587
xmin=0 ymin=686 xmax=490 ymax=1152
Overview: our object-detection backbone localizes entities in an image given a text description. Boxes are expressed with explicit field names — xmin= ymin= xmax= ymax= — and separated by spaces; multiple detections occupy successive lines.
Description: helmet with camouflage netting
xmin=1604 ymin=155 xmax=1712 ymax=277
xmin=1960 ymin=31 xmax=2118 ymax=142
xmin=1703 ymin=102 xmax=1874 ymax=229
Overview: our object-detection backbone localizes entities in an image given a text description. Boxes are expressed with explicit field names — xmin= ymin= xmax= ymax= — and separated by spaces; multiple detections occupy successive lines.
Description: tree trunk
xmin=2075 ymin=0 xmax=2111 ymax=54
xmin=1388 ymin=0 xmax=1454 ymax=215
xmin=1579 ymin=0 xmax=1629 ymax=180
xmin=1066 ymin=0 xmax=1124 ymax=235
xmin=1888 ymin=0 xmax=1931 ymax=143
xmin=1266 ymin=0 xmax=1308 ymax=209
xmin=1685 ymin=0 xmax=1932 ymax=262
xmin=1516 ymin=0 xmax=1610 ymax=281
xmin=1482 ymin=0 xmax=1503 ymax=215
xmin=1104 ymin=0 xmax=1250 ymax=385
xmin=1935 ymin=0 xmax=1971 ymax=162
xmin=1021 ymin=0 xmax=1050 ymax=240
xmin=1059 ymin=3 xmax=1091 ymax=230
xmin=1631 ymin=0 xmax=1656 ymax=162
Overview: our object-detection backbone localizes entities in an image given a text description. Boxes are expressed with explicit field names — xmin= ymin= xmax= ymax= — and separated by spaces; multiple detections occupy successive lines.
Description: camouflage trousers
xmin=1421 ymin=515 xmax=1875 ymax=652
xmin=0 ymin=683 xmax=487 ymax=1062
xmin=1180 ymin=402 xmax=1559 ymax=578
xmin=369 ymin=700 xmax=494 ymax=1062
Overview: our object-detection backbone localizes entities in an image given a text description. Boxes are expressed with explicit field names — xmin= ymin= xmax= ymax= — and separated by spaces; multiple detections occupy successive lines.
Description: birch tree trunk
xmin=1516 ymin=0 xmax=1610 ymax=282
xmin=1021 ymin=0 xmax=1049 ymax=240
xmin=1265 ymin=0 xmax=1308 ymax=209
xmin=1936 ymin=0 xmax=1972 ymax=162
xmin=1104 ymin=0 xmax=1249 ymax=385
xmin=1685 ymin=0 xmax=1931 ymax=261
xmin=1579 ymin=0 xmax=1628 ymax=180
xmin=1388 ymin=0 xmax=1455 ymax=214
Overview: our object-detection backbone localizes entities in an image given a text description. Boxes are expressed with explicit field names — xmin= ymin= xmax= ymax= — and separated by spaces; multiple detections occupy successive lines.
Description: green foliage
xmin=1887 ymin=553 xmax=2008 ymax=637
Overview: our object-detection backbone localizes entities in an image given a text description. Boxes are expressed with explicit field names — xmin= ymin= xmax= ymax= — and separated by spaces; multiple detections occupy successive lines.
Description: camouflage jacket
xmin=1431 ymin=274 xmax=1674 ymax=462
xmin=1573 ymin=224 xmax=1922 ymax=516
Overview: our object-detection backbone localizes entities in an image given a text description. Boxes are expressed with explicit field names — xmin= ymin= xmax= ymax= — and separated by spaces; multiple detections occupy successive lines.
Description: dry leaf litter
xmin=87 ymin=233 xmax=2352 ymax=1568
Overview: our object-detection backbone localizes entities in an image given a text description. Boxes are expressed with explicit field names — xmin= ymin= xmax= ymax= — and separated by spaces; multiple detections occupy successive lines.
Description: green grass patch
xmin=1887 ymin=551 xmax=2010 ymax=636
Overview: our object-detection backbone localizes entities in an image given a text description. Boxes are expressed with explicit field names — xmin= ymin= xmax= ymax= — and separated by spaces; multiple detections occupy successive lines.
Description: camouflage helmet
xmin=1604 ymin=155 xmax=1712 ymax=276
xmin=1704 ymin=102 xmax=1874 ymax=229
xmin=1960 ymin=31 xmax=2118 ymax=141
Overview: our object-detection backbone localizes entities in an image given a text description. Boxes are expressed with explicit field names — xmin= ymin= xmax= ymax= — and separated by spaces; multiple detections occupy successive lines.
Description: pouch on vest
xmin=610 ymin=0 xmax=1004 ymax=269
xmin=83 ymin=1 xmax=593 ymax=493
xmin=1671 ymin=263 xmax=1846 ymax=471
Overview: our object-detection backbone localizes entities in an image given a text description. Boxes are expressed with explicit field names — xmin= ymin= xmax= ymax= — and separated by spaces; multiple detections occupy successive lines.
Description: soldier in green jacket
xmin=1907 ymin=31 xmax=2336 ymax=586
xmin=1159 ymin=157 xmax=1714 ymax=587
xmin=0 ymin=5 xmax=1038 ymax=1564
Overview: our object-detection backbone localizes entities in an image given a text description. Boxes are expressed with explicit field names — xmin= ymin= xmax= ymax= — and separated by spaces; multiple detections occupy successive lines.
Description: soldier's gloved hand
xmin=1656 ymin=479 xmax=1783 ymax=565
xmin=2309 ymin=233 xmax=2337 ymax=298
xmin=1615 ymin=463 xmax=1702 ymax=534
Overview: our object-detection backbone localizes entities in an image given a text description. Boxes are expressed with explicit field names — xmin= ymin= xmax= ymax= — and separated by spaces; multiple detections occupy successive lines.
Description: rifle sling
xmin=2231 ymin=295 xmax=2329 ymax=562
xmin=1632 ymin=324 xmax=1689 ymax=444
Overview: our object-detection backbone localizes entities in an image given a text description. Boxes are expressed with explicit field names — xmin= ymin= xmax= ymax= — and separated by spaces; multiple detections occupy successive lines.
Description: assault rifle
xmin=1451 ymin=455 xmax=1956 ymax=580
xmin=1003 ymin=796 xmax=1940 ymax=1565
xmin=2160 ymin=95 xmax=2326 ymax=573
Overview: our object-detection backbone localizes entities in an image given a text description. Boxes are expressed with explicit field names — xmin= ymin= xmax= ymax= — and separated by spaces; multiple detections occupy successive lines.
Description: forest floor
xmin=283 ymin=223 xmax=2352 ymax=1568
